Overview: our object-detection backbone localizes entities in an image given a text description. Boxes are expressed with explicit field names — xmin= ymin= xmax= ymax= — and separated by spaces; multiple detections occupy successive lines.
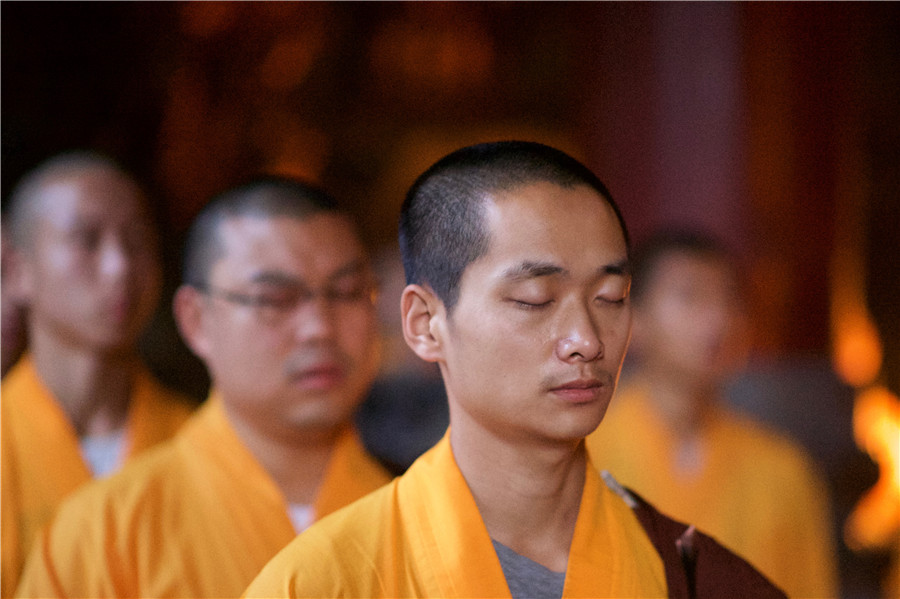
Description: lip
xmin=290 ymin=363 xmax=345 ymax=391
xmin=549 ymin=379 xmax=603 ymax=404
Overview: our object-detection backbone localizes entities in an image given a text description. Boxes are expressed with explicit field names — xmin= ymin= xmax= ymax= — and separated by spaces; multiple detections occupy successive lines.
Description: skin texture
xmin=13 ymin=168 xmax=161 ymax=355
xmin=1 ymin=232 xmax=27 ymax=376
xmin=401 ymin=180 xmax=632 ymax=571
xmin=5 ymin=165 xmax=163 ymax=436
xmin=632 ymin=251 xmax=746 ymax=389
xmin=175 ymin=213 xmax=380 ymax=450
xmin=629 ymin=251 xmax=747 ymax=434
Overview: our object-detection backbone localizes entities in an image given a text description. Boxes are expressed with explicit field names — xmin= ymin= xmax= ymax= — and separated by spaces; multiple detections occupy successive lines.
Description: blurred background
xmin=2 ymin=3 xmax=898 ymax=597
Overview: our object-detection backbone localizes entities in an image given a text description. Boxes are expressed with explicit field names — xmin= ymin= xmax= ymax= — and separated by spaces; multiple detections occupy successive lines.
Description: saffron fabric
xmin=1 ymin=355 xmax=193 ymax=598
xmin=244 ymin=434 xmax=668 ymax=598
xmin=15 ymin=395 xmax=392 ymax=598
xmin=585 ymin=378 xmax=838 ymax=599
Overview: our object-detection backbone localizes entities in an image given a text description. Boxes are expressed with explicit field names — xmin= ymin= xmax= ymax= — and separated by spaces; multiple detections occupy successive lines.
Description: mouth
xmin=549 ymin=378 xmax=604 ymax=404
xmin=289 ymin=363 xmax=346 ymax=391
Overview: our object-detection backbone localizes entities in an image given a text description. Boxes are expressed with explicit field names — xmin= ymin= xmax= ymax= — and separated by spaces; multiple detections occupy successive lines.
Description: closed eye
xmin=512 ymin=299 xmax=553 ymax=310
xmin=596 ymin=294 xmax=627 ymax=305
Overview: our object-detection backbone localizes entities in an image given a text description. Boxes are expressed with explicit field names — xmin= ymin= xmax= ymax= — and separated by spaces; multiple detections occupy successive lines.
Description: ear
xmin=400 ymin=284 xmax=445 ymax=363
xmin=173 ymin=285 xmax=212 ymax=360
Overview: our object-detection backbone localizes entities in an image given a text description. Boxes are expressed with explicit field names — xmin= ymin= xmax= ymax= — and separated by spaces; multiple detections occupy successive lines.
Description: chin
xmin=288 ymin=401 xmax=355 ymax=432
xmin=559 ymin=412 xmax=607 ymax=441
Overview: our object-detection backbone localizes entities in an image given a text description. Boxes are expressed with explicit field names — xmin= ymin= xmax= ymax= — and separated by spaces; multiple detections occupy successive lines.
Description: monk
xmin=585 ymin=229 xmax=838 ymax=598
xmin=1 ymin=152 xmax=194 ymax=597
xmin=15 ymin=177 xmax=393 ymax=597
xmin=245 ymin=141 xmax=786 ymax=598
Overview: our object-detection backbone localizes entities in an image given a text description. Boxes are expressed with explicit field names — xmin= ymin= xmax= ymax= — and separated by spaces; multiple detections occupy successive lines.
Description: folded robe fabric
xmin=1 ymin=355 xmax=194 ymax=597
xmin=14 ymin=394 xmax=392 ymax=598
xmin=244 ymin=433 xmax=669 ymax=598
xmin=14 ymin=394 xmax=391 ymax=598
xmin=585 ymin=378 xmax=838 ymax=599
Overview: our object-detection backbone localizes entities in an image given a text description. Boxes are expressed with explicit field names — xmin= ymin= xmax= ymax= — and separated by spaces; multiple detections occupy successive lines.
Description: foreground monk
xmin=586 ymin=230 xmax=839 ymax=598
xmin=1 ymin=153 xmax=194 ymax=597
xmin=16 ymin=177 xmax=392 ymax=597
xmin=245 ymin=141 xmax=786 ymax=598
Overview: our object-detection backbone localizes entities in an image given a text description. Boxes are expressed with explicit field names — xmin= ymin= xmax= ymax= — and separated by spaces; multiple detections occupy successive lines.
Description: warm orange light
xmin=833 ymin=310 xmax=885 ymax=388
xmin=845 ymin=386 xmax=900 ymax=552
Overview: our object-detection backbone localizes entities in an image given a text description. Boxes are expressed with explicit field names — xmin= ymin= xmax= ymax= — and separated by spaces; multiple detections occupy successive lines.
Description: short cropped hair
xmin=629 ymin=229 xmax=736 ymax=304
xmin=6 ymin=151 xmax=137 ymax=251
xmin=182 ymin=176 xmax=341 ymax=288
xmin=399 ymin=140 xmax=629 ymax=312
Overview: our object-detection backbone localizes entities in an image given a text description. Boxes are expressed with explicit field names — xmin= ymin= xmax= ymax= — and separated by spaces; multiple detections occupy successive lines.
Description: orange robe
xmin=1 ymin=355 xmax=193 ymax=598
xmin=244 ymin=434 xmax=668 ymax=598
xmin=585 ymin=378 xmax=839 ymax=599
xmin=16 ymin=395 xmax=393 ymax=598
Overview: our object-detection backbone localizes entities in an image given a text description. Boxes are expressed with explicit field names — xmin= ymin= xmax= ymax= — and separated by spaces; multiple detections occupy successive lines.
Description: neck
xmin=29 ymin=324 xmax=137 ymax=438
xmin=225 ymin=406 xmax=344 ymax=505
xmin=640 ymin=366 xmax=718 ymax=439
xmin=449 ymin=414 xmax=585 ymax=573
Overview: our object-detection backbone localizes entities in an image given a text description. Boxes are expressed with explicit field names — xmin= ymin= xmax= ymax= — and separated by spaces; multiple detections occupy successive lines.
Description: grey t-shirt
xmin=492 ymin=539 xmax=566 ymax=599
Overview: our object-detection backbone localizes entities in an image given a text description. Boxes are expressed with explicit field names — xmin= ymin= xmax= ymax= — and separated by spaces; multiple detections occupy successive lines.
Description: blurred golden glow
xmin=831 ymin=226 xmax=883 ymax=388
xmin=829 ymin=123 xmax=898 ymax=599
xmin=845 ymin=385 xmax=900 ymax=552
xmin=833 ymin=309 xmax=885 ymax=388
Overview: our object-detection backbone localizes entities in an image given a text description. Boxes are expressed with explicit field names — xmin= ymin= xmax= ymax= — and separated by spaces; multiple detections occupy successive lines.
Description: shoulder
xmin=50 ymin=438 xmax=185 ymax=537
xmin=623 ymin=484 xmax=788 ymax=599
xmin=716 ymin=409 xmax=824 ymax=483
xmin=246 ymin=481 xmax=399 ymax=598
xmin=1 ymin=357 xmax=49 ymax=418
xmin=136 ymin=367 xmax=198 ymax=420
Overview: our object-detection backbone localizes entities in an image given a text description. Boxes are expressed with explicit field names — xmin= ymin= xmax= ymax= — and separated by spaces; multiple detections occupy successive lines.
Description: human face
xmin=633 ymin=251 xmax=746 ymax=386
xmin=191 ymin=214 xmax=380 ymax=439
xmin=20 ymin=169 xmax=161 ymax=353
xmin=436 ymin=181 xmax=632 ymax=445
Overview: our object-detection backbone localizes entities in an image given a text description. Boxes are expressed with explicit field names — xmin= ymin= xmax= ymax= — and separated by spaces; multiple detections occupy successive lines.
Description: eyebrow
xmin=500 ymin=261 xmax=566 ymax=282
xmin=248 ymin=259 xmax=370 ymax=287
xmin=501 ymin=258 xmax=631 ymax=282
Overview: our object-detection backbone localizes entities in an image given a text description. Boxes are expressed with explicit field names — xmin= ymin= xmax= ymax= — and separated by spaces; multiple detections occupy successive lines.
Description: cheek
xmin=336 ymin=311 xmax=379 ymax=361
xmin=31 ymin=256 xmax=91 ymax=311
xmin=44 ymin=243 xmax=92 ymax=276
xmin=653 ymin=297 xmax=698 ymax=339
xmin=606 ymin=311 xmax=634 ymax=358
xmin=454 ymin=311 xmax=529 ymax=371
xmin=209 ymin=320 xmax=281 ymax=377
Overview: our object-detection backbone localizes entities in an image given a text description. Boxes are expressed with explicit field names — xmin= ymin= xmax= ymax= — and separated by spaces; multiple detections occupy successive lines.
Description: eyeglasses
xmin=194 ymin=281 xmax=377 ymax=323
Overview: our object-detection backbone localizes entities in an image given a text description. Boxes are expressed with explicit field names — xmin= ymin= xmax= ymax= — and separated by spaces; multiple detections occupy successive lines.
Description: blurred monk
xmin=1 ymin=152 xmax=194 ymax=597
xmin=16 ymin=177 xmax=392 ymax=597
xmin=586 ymin=229 xmax=839 ymax=598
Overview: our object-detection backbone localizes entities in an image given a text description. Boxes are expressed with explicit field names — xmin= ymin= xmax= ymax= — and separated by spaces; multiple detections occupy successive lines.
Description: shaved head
xmin=7 ymin=151 xmax=147 ymax=253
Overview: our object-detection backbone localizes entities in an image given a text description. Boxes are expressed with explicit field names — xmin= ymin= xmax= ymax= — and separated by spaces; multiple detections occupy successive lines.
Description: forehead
xmin=211 ymin=213 xmax=366 ymax=281
xmin=648 ymin=251 xmax=737 ymax=290
xmin=476 ymin=181 xmax=627 ymax=274
xmin=36 ymin=170 xmax=149 ymax=230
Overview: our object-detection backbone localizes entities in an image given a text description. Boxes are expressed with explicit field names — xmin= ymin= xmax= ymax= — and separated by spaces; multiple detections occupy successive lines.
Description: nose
xmin=556 ymin=301 xmax=604 ymax=362
xmin=289 ymin=295 xmax=337 ymax=342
